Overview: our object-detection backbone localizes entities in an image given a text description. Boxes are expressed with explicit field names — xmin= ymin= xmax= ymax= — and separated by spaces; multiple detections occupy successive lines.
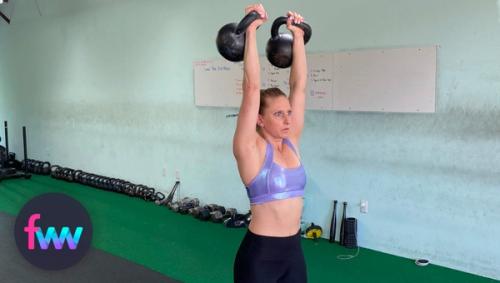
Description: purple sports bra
xmin=245 ymin=139 xmax=306 ymax=205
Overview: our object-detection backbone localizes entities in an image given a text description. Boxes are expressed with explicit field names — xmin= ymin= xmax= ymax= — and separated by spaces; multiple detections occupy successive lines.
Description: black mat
xmin=0 ymin=212 xmax=181 ymax=283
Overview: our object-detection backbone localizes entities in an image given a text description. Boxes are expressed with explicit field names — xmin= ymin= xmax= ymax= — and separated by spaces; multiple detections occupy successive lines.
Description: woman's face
xmin=258 ymin=96 xmax=292 ymax=139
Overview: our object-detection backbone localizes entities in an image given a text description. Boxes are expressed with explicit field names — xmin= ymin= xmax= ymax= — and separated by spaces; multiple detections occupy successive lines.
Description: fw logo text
xmin=23 ymin=213 xmax=84 ymax=250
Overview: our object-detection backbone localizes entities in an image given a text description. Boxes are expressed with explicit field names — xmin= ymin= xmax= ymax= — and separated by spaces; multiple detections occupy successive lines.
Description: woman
xmin=232 ymin=4 xmax=308 ymax=283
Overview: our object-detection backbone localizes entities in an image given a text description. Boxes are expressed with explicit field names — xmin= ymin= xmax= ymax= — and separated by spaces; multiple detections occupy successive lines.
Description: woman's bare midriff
xmin=248 ymin=197 xmax=303 ymax=237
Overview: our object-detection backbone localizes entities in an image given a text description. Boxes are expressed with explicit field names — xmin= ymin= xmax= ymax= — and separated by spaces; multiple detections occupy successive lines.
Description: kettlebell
xmin=266 ymin=16 xmax=312 ymax=68
xmin=216 ymin=11 xmax=261 ymax=62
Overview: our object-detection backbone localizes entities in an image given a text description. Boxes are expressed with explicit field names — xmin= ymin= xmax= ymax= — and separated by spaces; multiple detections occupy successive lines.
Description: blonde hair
xmin=259 ymin=88 xmax=287 ymax=114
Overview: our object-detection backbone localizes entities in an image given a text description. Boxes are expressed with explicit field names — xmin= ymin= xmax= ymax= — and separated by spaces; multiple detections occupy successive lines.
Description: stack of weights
xmin=343 ymin=217 xmax=357 ymax=249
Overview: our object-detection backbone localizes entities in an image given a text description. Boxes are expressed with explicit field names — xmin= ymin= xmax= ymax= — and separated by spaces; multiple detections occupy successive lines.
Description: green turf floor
xmin=0 ymin=175 xmax=497 ymax=283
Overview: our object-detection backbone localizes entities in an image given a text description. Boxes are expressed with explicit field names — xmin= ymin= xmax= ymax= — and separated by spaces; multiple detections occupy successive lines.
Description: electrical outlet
xmin=360 ymin=200 xmax=368 ymax=213
xmin=175 ymin=170 xmax=180 ymax=181
xmin=162 ymin=168 xmax=167 ymax=177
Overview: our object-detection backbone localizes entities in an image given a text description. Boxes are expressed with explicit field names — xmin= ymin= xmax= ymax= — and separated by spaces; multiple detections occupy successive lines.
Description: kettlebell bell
xmin=216 ymin=11 xmax=261 ymax=62
xmin=266 ymin=16 xmax=312 ymax=68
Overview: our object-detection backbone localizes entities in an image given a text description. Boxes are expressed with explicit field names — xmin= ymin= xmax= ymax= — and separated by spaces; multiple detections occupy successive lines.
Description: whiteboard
xmin=333 ymin=46 xmax=436 ymax=113
xmin=193 ymin=46 xmax=436 ymax=113
xmin=193 ymin=60 xmax=244 ymax=107
xmin=194 ymin=53 xmax=335 ymax=109
xmin=305 ymin=53 xmax=334 ymax=110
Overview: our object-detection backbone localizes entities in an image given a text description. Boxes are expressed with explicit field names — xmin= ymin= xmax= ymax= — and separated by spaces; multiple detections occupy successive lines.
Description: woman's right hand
xmin=245 ymin=3 xmax=268 ymax=31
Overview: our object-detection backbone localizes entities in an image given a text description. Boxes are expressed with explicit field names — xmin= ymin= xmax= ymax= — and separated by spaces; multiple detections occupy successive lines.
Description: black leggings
xmin=233 ymin=229 xmax=307 ymax=283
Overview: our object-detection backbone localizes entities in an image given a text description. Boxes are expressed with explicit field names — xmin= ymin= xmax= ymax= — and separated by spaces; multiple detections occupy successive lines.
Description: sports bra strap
xmin=263 ymin=142 xmax=274 ymax=167
xmin=283 ymin=138 xmax=298 ymax=155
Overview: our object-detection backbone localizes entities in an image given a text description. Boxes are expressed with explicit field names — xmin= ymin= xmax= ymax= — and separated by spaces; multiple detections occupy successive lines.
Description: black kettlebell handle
xmin=270 ymin=16 xmax=312 ymax=44
xmin=235 ymin=11 xmax=261 ymax=34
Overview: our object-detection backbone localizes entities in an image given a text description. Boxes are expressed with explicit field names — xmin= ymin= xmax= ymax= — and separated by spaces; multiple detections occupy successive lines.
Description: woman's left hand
xmin=285 ymin=11 xmax=305 ymax=37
